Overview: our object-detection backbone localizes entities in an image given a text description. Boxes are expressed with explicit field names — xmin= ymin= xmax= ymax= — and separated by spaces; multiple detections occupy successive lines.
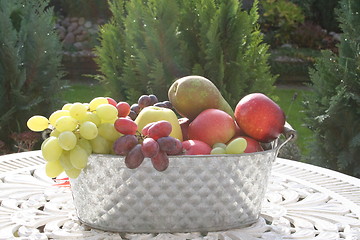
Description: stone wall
xmin=55 ymin=17 xmax=104 ymax=81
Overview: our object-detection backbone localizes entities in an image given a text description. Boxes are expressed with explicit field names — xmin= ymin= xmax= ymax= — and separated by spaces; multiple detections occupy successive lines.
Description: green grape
xmin=90 ymin=135 xmax=111 ymax=154
xmin=50 ymin=129 xmax=60 ymax=137
xmin=225 ymin=137 xmax=247 ymax=154
xmin=212 ymin=142 xmax=227 ymax=149
xmin=65 ymin=168 xmax=81 ymax=179
xmin=49 ymin=110 xmax=70 ymax=126
xmin=69 ymin=102 xmax=88 ymax=121
xmin=41 ymin=136 xmax=63 ymax=162
xmin=210 ymin=147 xmax=226 ymax=155
xmin=78 ymin=138 xmax=92 ymax=155
xmin=96 ymin=104 xmax=118 ymax=122
xmin=40 ymin=136 xmax=51 ymax=150
xmin=45 ymin=159 xmax=64 ymax=178
xmin=100 ymin=116 xmax=118 ymax=124
xmin=27 ymin=115 xmax=49 ymax=132
xmin=83 ymin=103 xmax=90 ymax=109
xmin=79 ymin=121 xmax=98 ymax=140
xmin=62 ymin=103 xmax=72 ymax=111
xmin=55 ymin=116 xmax=78 ymax=132
xmin=58 ymin=131 xmax=77 ymax=150
xmin=59 ymin=151 xmax=74 ymax=170
xmin=89 ymin=97 xmax=108 ymax=111
xmin=98 ymin=123 xmax=122 ymax=141
xmin=80 ymin=112 xmax=101 ymax=126
xmin=70 ymin=145 xmax=88 ymax=169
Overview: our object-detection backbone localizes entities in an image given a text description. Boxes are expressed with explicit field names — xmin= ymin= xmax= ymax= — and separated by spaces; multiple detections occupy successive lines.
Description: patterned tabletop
xmin=0 ymin=151 xmax=360 ymax=240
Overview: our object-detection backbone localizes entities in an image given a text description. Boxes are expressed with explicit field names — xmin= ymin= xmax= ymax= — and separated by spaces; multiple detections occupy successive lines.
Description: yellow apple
xmin=135 ymin=106 xmax=183 ymax=141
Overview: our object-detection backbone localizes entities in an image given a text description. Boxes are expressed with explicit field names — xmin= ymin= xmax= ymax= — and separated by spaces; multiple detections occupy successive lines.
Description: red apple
xmin=243 ymin=136 xmax=264 ymax=153
xmin=234 ymin=93 xmax=285 ymax=143
xmin=188 ymin=109 xmax=236 ymax=147
xmin=182 ymin=140 xmax=212 ymax=155
xmin=178 ymin=117 xmax=190 ymax=141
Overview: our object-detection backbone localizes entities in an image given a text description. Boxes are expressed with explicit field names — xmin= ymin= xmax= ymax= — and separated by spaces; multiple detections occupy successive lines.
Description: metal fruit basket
xmin=70 ymin=125 xmax=296 ymax=233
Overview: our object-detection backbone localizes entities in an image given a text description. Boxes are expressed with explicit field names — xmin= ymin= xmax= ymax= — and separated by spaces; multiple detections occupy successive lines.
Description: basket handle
xmin=273 ymin=121 xmax=297 ymax=157
xmin=283 ymin=121 xmax=297 ymax=141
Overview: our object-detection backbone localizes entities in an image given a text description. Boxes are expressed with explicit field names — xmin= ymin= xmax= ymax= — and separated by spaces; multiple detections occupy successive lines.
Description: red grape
xmin=138 ymin=95 xmax=152 ymax=109
xmin=151 ymin=151 xmax=169 ymax=171
xmin=113 ymin=135 xmax=138 ymax=155
xmin=107 ymin=97 xmax=117 ymax=107
xmin=141 ymin=138 xmax=159 ymax=158
xmin=125 ymin=144 xmax=145 ymax=169
xmin=116 ymin=101 xmax=131 ymax=117
xmin=131 ymin=103 xmax=140 ymax=114
xmin=157 ymin=136 xmax=183 ymax=155
xmin=163 ymin=101 xmax=173 ymax=109
xmin=141 ymin=122 xmax=155 ymax=136
xmin=149 ymin=94 xmax=158 ymax=105
xmin=148 ymin=120 xmax=172 ymax=140
xmin=114 ymin=117 xmax=138 ymax=135
xmin=154 ymin=102 xmax=166 ymax=108
xmin=128 ymin=110 xmax=137 ymax=120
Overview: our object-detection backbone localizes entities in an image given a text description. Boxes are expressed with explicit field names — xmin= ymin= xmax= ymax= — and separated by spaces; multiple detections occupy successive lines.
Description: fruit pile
xmin=27 ymin=75 xmax=285 ymax=179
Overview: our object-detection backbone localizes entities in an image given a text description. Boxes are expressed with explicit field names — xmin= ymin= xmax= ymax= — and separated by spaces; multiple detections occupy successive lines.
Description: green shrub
xmin=303 ymin=0 xmax=360 ymax=177
xmin=0 ymin=0 xmax=64 ymax=152
xmin=269 ymin=47 xmax=321 ymax=84
xmin=289 ymin=0 xmax=315 ymax=19
xmin=95 ymin=0 xmax=276 ymax=107
xmin=312 ymin=0 xmax=340 ymax=32
xmin=259 ymin=0 xmax=305 ymax=47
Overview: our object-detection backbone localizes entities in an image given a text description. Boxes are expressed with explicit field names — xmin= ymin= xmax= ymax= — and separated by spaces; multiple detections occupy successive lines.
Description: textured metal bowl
xmin=69 ymin=132 xmax=293 ymax=234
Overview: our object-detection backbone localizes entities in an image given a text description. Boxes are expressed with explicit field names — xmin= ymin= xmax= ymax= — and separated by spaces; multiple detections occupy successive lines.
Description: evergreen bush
xmin=312 ymin=0 xmax=340 ymax=32
xmin=95 ymin=0 xmax=276 ymax=107
xmin=304 ymin=0 xmax=360 ymax=177
xmin=0 ymin=0 xmax=64 ymax=152
xmin=259 ymin=0 xmax=305 ymax=47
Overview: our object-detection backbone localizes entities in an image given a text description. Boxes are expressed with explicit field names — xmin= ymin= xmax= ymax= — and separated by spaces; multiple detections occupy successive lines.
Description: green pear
xmin=168 ymin=75 xmax=234 ymax=120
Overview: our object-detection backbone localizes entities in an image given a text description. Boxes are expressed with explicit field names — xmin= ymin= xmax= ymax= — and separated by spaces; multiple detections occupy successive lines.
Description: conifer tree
xmin=0 ymin=0 xmax=63 ymax=151
xmin=95 ymin=0 xmax=276 ymax=106
xmin=304 ymin=0 xmax=360 ymax=177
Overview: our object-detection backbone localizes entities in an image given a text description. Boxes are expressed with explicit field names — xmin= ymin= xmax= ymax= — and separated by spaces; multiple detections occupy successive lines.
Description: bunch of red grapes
xmin=129 ymin=94 xmax=173 ymax=120
xmin=113 ymin=119 xmax=183 ymax=171
xmin=112 ymin=94 xmax=182 ymax=171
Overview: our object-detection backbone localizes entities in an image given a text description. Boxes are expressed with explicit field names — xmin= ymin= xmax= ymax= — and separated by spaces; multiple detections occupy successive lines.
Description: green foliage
xmin=304 ymin=0 xmax=360 ymax=177
xmin=289 ymin=0 xmax=315 ymax=19
xmin=95 ymin=0 xmax=276 ymax=107
xmin=259 ymin=0 xmax=305 ymax=47
xmin=269 ymin=47 xmax=321 ymax=83
xmin=0 ymin=0 xmax=64 ymax=151
xmin=312 ymin=0 xmax=340 ymax=32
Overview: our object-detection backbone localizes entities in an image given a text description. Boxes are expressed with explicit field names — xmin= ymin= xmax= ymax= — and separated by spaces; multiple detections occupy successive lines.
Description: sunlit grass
xmin=274 ymin=87 xmax=313 ymax=157
xmin=61 ymin=82 xmax=108 ymax=103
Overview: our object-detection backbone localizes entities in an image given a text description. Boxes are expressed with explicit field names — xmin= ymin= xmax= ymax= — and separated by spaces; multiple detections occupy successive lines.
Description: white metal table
xmin=1 ymin=151 xmax=360 ymax=239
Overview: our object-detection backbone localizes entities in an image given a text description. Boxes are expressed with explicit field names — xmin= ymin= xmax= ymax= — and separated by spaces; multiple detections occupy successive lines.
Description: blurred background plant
xmin=0 ymin=0 xmax=64 ymax=153
xmin=303 ymin=0 xmax=360 ymax=177
xmin=95 ymin=0 xmax=276 ymax=107
xmin=259 ymin=0 xmax=305 ymax=47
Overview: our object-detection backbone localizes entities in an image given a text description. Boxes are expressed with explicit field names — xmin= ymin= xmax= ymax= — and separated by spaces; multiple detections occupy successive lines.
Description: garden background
xmin=1 ymin=0 xmax=359 ymax=177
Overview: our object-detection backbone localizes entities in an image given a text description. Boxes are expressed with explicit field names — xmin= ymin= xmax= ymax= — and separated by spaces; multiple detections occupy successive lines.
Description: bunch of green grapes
xmin=27 ymin=97 xmax=122 ymax=179
xmin=210 ymin=138 xmax=248 ymax=155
